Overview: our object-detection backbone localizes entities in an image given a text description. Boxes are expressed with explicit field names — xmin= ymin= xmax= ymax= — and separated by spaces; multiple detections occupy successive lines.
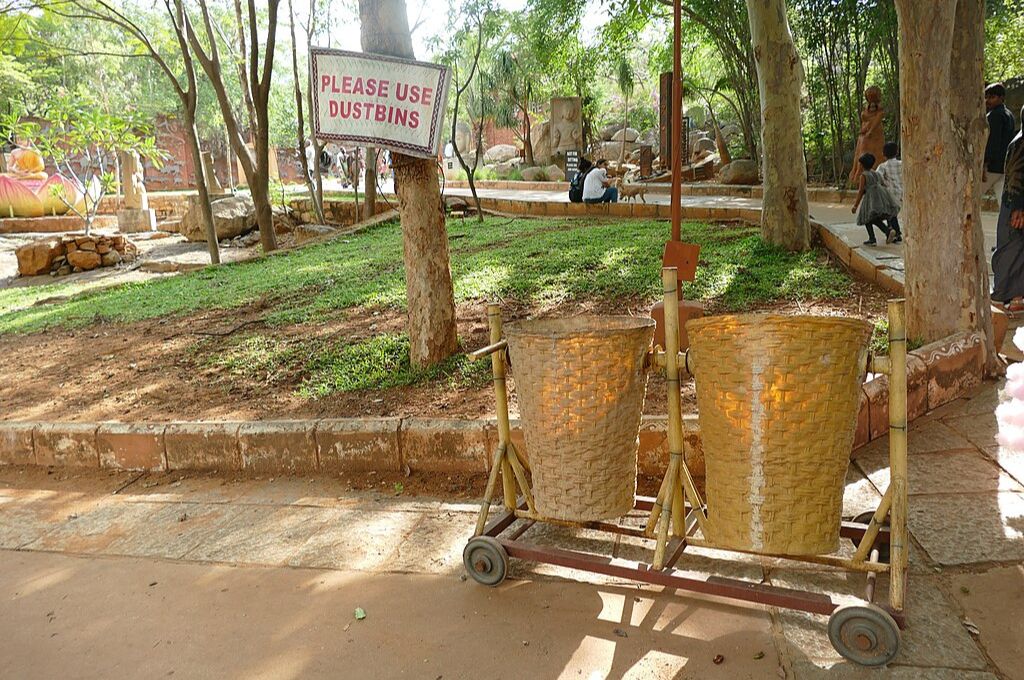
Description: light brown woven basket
xmin=506 ymin=316 xmax=655 ymax=522
xmin=686 ymin=314 xmax=871 ymax=555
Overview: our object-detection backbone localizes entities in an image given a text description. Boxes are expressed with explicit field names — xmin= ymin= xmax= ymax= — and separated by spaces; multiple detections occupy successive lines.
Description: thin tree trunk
xmin=747 ymin=0 xmax=810 ymax=251
xmin=304 ymin=0 xmax=324 ymax=216
xmin=233 ymin=0 xmax=258 ymax=138
xmin=288 ymin=0 xmax=324 ymax=224
xmin=895 ymin=0 xmax=995 ymax=362
xmin=619 ymin=92 xmax=628 ymax=166
xmin=359 ymin=0 xmax=458 ymax=367
xmin=183 ymin=111 xmax=220 ymax=264
xmin=364 ymin=146 xmax=377 ymax=220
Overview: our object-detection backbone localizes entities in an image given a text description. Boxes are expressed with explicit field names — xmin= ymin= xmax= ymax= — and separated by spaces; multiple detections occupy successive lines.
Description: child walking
xmin=851 ymin=153 xmax=901 ymax=246
xmin=876 ymin=142 xmax=903 ymax=237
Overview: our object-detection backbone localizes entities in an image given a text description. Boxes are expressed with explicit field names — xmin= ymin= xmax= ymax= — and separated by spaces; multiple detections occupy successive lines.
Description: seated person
xmin=582 ymin=159 xmax=618 ymax=204
xmin=568 ymin=157 xmax=593 ymax=203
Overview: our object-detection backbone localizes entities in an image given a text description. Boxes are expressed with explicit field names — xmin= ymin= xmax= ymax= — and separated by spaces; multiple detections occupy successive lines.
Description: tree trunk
xmin=288 ymin=0 xmax=325 ymax=224
xmin=523 ymin=107 xmax=534 ymax=167
xmin=747 ymin=0 xmax=810 ymax=251
xmin=895 ymin=0 xmax=994 ymax=364
xmin=619 ymin=93 xmax=628 ymax=166
xmin=183 ymin=111 xmax=220 ymax=264
xmin=359 ymin=0 xmax=458 ymax=367
xmin=364 ymin=146 xmax=377 ymax=220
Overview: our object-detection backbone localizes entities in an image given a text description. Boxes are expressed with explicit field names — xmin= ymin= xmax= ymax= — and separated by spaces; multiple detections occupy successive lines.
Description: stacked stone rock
xmin=15 ymin=234 xmax=137 ymax=277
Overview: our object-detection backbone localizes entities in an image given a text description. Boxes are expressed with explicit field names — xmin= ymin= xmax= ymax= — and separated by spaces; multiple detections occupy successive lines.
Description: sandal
xmin=1009 ymin=299 xmax=1024 ymax=313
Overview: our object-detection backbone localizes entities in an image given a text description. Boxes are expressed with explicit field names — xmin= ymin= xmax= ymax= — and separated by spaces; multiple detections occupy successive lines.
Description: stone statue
xmin=550 ymin=97 xmax=583 ymax=154
xmin=848 ymin=86 xmax=885 ymax=184
xmin=120 ymin=150 xmax=149 ymax=211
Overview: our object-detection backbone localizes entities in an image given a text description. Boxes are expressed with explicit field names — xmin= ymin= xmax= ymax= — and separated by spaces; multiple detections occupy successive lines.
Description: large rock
xmin=594 ymin=141 xmax=641 ymax=161
xmin=519 ymin=166 xmax=547 ymax=181
xmin=688 ymin=130 xmax=710 ymax=150
xmin=15 ymin=238 xmax=64 ymax=276
xmin=294 ymin=224 xmax=339 ymax=245
xmin=483 ymin=144 xmax=519 ymax=164
xmin=545 ymin=164 xmax=565 ymax=181
xmin=719 ymin=159 xmax=760 ymax=185
xmin=530 ymin=121 xmax=552 ymax=165
xmin=181 ymin=195 xmax=256 ymax=242
xmin=601 ymin=123 xmax=625 ymax=142
xmin=611 ymin=127 xmax=640 ymax=143
xmin=693 ymin=137 xmax=717 ymax=155
xmin=67 ymin=250 xmax=101 ymax=271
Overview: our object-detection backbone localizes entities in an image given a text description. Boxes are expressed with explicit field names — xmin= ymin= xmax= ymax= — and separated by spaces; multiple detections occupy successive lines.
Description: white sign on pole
xmin=310 ymin=47 xmax=451 ymax=160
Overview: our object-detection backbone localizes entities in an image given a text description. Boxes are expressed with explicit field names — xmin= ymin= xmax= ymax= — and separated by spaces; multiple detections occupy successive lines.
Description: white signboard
xmin=311 ymin=47 xmax=451 ymax=159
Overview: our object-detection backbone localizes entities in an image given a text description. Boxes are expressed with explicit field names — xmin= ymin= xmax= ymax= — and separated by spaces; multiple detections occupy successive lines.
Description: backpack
xmin=568 ymin=168 xmax=591 ymax=203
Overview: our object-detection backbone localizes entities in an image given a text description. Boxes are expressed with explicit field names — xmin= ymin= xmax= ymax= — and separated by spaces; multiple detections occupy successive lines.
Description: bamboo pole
xmin=507 ymin=446 xmax=535 ymax=513
xmin=487 ymin=303 xmax=517 ymax=511
xmin=475 ymin=444 xmax=507 ymax=535
xmin=852 ymin=486 xmax=893 ymax=563
xmin=887 ymin=298 xmax=909 ymax=612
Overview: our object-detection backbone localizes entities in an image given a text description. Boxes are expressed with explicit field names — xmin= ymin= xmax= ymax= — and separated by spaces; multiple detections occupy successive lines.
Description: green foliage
xmin=0 ymin=217 xmax=854 ymax=336
xmin=300 ymin=333 xmax=490 ymax=397
xmin=987 ymin=0 xmax=1024 ymax=81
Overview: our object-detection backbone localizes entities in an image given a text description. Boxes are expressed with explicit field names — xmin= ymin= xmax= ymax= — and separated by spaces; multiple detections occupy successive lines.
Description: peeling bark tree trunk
xmin=359 ymin=0 xmax=458 ymax=367
xmin=747 ymin=0 xmax=810 ymax=251
xmin=364 ymin=145 xmax=377 ymax=220
xmin=895 ymin=0 xmax=995 ymax=368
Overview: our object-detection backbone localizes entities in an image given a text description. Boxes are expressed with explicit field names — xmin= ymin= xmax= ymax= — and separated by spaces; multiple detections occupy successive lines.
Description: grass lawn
xmin=0 ymin=216 xmax=869 ymax=409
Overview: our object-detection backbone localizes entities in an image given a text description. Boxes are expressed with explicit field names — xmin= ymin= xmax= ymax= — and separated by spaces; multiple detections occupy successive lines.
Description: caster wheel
xmin=463 ymin=536 xmax=509 ymax=587
xmin=851 ymin=511 xmax=891 ymax=563
xmin=828 ymin=604 xmax=901 ymax=666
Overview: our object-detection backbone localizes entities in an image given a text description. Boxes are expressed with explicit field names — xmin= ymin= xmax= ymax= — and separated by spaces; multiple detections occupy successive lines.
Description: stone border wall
xmin=0 ymin=332 xmax=985 ymax=476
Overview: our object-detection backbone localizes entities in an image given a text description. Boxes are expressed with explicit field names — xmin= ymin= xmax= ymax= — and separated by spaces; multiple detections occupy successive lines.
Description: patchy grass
xmin=299 ymin=333 xmax=490 ymax=397
xmin=0 ymin=217 xmax=854 ymax=336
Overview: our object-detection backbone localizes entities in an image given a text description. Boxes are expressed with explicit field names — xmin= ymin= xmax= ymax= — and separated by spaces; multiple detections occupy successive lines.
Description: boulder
xmin=719 ymin=123 xmax=741 ymax=139
xmin=600 ymin=123 xmax=625 ymax=141
xmin=483 ymin=144 xmax=519 ymax=164
xmin=719 ymin=159 xmax=760 ymax=185
xmin=687 ymin=130 xmax=710 ymax=150
xmin=545 ymin=164 xmax=565 ymax=182
xmin=100 ymin=250 xmax=122 ymax=267
xmin=180 ymin=195 xmax=256 ymax=242
xmin=530 ymin=121 xmax=552 ymax=165
xmin=295 ymin=224 xmax=340 ymax=245
xmin=520 ymin=166 xmax=547 ymax=182
xmin=16 ymin=238 xmax=64 ymax=276
xmin=67 ymin=250 xmax=102 ymax=271
xmin=611 ymin=127 xmax=640 ymax=143
xmin=492 ymin=161 xmax=516 ymax=179
xmin=595 ymin=141 xmax=641 ymax=160
xmin=693 ymin=137 xmax=717 ymax=155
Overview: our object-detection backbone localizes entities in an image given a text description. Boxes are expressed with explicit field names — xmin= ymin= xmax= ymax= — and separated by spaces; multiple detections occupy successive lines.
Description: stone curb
xmin=0 ymin=330 xmax=986 ymax=476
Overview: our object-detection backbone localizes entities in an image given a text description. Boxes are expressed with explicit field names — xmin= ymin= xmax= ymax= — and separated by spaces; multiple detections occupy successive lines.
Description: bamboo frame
xmin=467 ymin=287 xmax=909 ymax=623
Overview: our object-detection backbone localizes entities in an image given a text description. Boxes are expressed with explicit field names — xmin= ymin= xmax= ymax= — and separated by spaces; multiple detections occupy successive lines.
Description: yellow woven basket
xmin=506 ymin=316 xmax=655 ymax=522
xmin=686 ymin=314 xmax=871 ymax=555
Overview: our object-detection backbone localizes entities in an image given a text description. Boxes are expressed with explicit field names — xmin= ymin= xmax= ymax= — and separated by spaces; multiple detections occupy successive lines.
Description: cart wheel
xmin=851 ymin=511 xmax=891 ymax=563
xmin=828 ymin=604 xmax=901 ymax=667
xmin=463 ymin=536 xmax=509 ymax=587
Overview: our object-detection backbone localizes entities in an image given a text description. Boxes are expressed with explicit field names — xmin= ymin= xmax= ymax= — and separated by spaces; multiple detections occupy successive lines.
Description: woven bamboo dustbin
xmin=686 ymin=314 xmax=872 ymax=555
xmin=505 ymin=316 xmax=655 ymax=522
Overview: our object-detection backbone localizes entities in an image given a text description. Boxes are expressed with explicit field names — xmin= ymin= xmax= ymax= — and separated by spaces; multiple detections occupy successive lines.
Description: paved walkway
xmin=1 ymin=380 xmax=1020 ymax=678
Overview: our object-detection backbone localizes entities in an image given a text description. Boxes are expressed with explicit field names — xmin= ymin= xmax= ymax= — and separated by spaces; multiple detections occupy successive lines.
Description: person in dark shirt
xmin=984 ymin=83 xmax=1017 ymax=210
xmin=991 ymin=105 xmax=1024 ymax=311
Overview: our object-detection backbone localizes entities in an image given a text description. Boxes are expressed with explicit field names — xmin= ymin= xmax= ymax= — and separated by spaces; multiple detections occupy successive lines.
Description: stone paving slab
xmin=852 ymin=418 xmax=975 ymax=458
xmin=855 ymin=447 xmax=1024 ymax=495
xmin=943 ymin=413 xmax=1000 ymax=451
xmin=947 ymin=565 xmax=1024 ymax=680
xmin=983 ymin=444 xmax=1024 ymax=487
xmin=770 ymin=571 xmax=988 ymax=672
xmin=908 ymin=491 xmax=1024 ymax=565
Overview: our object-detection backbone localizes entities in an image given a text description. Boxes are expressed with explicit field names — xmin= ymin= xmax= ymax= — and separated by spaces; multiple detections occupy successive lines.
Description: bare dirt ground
xmin=0 ymin=281 xmax=888 ymax=422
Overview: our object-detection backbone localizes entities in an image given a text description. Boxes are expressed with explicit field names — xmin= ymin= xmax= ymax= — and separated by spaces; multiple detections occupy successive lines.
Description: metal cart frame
xmin=464 ymin=267 xmax=909 ymax=666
